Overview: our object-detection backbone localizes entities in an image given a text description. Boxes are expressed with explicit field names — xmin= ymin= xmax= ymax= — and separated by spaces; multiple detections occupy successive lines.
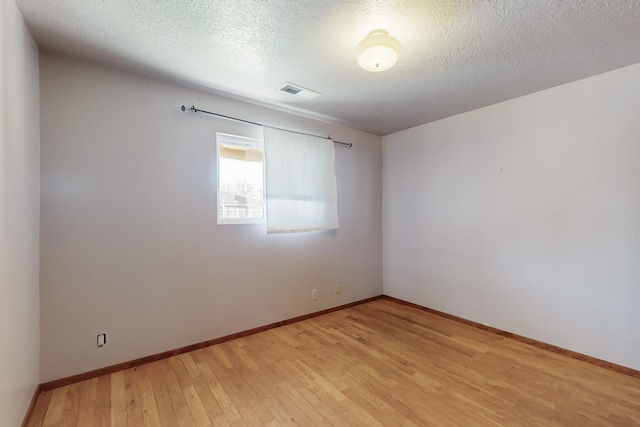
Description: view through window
xmin=216 ymin=133 xmax=265 ymax=224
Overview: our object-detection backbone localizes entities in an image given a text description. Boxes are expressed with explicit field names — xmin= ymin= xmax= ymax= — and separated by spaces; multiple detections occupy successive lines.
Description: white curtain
xmin=263 ymin=127 xmax=339 ymax=234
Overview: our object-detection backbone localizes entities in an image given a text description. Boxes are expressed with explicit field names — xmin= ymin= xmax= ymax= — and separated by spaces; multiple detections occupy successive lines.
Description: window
xmin=216 ymin=133 xmax=265 ymax=224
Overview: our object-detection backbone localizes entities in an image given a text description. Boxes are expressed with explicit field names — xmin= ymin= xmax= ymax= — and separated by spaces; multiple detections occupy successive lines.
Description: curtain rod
xmin=181 ymin=105 xmax=352 ymax=148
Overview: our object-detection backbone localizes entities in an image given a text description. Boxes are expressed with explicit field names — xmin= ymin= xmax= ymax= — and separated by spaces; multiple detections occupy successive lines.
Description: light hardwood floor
xmin=27 ymin=299 xmax=640 ymax=426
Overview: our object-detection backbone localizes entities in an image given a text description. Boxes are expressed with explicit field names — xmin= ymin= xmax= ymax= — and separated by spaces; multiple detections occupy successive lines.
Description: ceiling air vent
xmin=280 ymin=84 xmax=302 ymax=95
xmin=279 ymin=82 xmax=321 ymax=100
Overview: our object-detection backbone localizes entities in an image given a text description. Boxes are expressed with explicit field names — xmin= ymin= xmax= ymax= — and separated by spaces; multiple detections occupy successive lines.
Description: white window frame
xmin=216 ymin=133 xmax=265 ymax=225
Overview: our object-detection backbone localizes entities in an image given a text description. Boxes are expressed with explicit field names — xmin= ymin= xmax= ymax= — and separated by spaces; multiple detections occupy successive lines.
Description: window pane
xmin=217 ymin=135 xmax=265 ymax=224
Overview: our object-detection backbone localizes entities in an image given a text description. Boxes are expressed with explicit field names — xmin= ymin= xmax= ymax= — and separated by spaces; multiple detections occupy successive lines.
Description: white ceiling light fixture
xmin=355 ymin=29 xmax=402 ymax=72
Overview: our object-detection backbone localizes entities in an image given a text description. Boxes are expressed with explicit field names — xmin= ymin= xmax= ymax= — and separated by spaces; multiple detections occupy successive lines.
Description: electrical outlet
xmin=311 ymin=289 xmax=318 ymax=301
xmin=97 ymin=333 xmax=106 ymax=347
xmin=335 ymin=284 xmax=341 ymax=294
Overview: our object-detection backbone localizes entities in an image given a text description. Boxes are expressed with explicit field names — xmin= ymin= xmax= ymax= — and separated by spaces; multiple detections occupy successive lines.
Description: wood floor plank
xmin=42 ymin=386 xmax=68 ymax=427
xmin=135 ymin=364 xmax=163 ymax=427
xmin=145 ymin=363 xmax=180 ymax=427
xmin=170 ymin=356 xmax=213 ymax=426
xmin=179 ymin=353 xmax=202 ymax=379
xmin=223 ymin=340 xmax=315 ymax=426
xmin=123 ymin=368 xmax=145 ymax=426
xmin=202 ymin=346 xmax=274 ymax=425
xmin=160 ymin=360 xmax=196 ymax=427
xmin=27 ymin=299 xmax=640 ymax=426
xmin=109 ymin=371 xmax=127 ymax=427
xmin=248 ymin=334 xmax=332 ymax=426
xmin=59 ymin=382 xmax=80 ymax=427
xmin=191 ymin=370 xmax=230 ymax=425
xmin=94 ymin=375 xmax=111 ymax=427
xmin=76 ymin=379 xmax=98 ymax=427
xmin=27 ymin=390 xmax=54 ymax=427
xmin=182 ymin=384 xmax=214 ymax=426
xmin=196 ymin=364 xmax=239 ymax=421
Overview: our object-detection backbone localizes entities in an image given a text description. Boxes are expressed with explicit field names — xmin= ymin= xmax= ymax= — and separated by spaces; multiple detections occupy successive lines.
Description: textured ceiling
xmin=15 ymin=0 xmax=640 ymax=135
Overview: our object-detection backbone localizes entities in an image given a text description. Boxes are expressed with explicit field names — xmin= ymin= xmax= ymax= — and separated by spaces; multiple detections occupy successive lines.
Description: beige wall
xmin=0 ymin=0 xmax=41 ymax=424
xmin=39 ymin=52 xmax=383 ymax=382
xmin=383 ymin=63 xmax=640 ymax=370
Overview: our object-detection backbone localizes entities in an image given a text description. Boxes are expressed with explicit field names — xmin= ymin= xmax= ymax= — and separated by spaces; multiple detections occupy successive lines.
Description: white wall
xmin=0 ymin=0 xmax=40 ymax=424
xmin=39 ymin=53 xmax=383 ymax=382
xmin=383 ymin=63 xmax=640 ymax=370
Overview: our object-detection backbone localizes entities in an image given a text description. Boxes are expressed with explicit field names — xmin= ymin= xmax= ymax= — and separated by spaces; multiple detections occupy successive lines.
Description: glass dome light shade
xmin=355 ymin=29 xmax=402 ymax=72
